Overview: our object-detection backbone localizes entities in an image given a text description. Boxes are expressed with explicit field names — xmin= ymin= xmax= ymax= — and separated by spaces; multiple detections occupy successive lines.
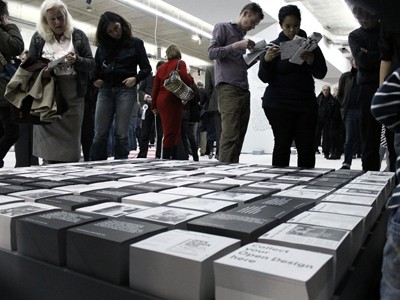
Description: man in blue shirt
xmin=208 ymin=3 xmax=264 ymax=163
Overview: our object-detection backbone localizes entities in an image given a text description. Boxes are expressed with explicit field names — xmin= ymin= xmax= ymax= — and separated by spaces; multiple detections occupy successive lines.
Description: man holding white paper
xmin=208 ymin=3 xmax=264 ymax=163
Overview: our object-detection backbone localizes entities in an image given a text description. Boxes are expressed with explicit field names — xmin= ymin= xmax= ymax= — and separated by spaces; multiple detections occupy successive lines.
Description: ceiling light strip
xmin=116 ymin=0 xmax=212 ymax=39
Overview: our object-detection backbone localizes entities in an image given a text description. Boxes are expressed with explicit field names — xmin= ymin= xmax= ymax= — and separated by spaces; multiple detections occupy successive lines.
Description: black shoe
xmin=316 ymin=150 xmax=321 ymax=154
xmin=340 ymin=165 xmax=350 ymax=169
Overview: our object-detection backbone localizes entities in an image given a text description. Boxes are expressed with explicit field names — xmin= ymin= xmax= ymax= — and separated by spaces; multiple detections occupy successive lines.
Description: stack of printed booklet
xmin=0 ymin=159 xmax=394 ymax=299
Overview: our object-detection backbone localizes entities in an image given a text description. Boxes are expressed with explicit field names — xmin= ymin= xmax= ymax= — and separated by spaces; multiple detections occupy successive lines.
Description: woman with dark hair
xmin=151 ymin=45 xmax=193 ymax=159
xmin=258 ymin=4 xmax=327 ymax=168
xmin=89 ymin=11 xmax=151 ymax=160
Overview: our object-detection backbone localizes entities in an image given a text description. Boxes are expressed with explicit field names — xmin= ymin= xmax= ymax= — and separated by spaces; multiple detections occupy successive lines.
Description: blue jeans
xmin=381 ymin=206 xmax=400 ymax=300
xmin=90 ymin=86 xmax=136 ymax=160
xmin=343 ymin=109 xmax=361 ymax=167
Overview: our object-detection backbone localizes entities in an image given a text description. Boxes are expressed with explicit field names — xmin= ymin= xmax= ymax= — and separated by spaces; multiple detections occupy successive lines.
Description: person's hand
xmin=360 ymin=47 xmax=368 ymax=53
xmin=263 ymin=44 xmax=280 ymax=63
xmin=93 ymin=79 xmax=104 ymax=88
xmin=233 ymin=39 xmax=255 ymax=50
xmin=300 ymin=51 xmax=315 ymax=65
xmin=64 ymin=52 xmax=77 ymax=65
xmin=41 ymin=67 xmax=52 ymax=78
xmin=152 ymin=108 xmax=158 ymax=115
xmin=122 ymin=76 xmax=137 ymax=88
xmin=144 ymin=94 xmax=152 ymax=101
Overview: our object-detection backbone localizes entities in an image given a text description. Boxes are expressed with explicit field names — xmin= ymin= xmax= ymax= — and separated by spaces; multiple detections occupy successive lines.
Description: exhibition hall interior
xmin=0 ymin=1 xmax=396 ymax=300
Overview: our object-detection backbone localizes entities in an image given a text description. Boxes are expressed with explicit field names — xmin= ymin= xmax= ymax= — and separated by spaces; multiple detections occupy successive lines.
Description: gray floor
xmin=3 ymin=146 xmax=367 ymax=171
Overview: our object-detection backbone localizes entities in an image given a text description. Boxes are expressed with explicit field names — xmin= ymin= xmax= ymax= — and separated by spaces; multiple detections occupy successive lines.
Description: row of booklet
xmin=0 ymin=159 xmax=395 ymax=299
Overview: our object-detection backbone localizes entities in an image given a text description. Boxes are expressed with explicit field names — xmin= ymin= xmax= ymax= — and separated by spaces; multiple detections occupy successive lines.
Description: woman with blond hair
xmin=151 ymin=45 xmax=193 ymax=159
xmin=28 ymin=0 xmax=94 ymax=163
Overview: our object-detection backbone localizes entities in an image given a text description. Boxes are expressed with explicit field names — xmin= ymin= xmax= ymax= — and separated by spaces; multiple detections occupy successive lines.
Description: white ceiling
xmin=10 ymin=0 xmax=358 ymax=73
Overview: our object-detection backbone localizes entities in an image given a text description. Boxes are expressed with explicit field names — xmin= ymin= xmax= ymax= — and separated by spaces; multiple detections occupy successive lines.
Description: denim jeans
xmin=381 ymin=206 xmax=400 ymax=300
xmin=343 ymin=109 xmax=361 ymax=167
xmin=90 ymin=85 xmax=136 ymax=160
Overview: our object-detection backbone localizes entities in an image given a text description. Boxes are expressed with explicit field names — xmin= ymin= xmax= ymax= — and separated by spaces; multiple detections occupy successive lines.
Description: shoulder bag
xmin=164 ymin=60 xmax=194 ymax=104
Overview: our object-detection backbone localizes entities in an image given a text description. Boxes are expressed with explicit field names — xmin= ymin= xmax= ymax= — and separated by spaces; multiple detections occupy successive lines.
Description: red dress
xmin=152 ymin=59 xmax=194 ymax=148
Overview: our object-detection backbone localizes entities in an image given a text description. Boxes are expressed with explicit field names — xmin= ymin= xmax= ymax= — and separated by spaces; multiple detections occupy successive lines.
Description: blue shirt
xmin=208 ymin=21 xmax=249 ymax=90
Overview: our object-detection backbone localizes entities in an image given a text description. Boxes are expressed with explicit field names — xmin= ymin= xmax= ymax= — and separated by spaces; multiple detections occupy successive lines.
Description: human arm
xmin=349 ymin=30 xmax=380 ymax=71
xmin=308 ymin=47 xmax=327 ymax=79
xmin=151 ymin=73 xmax=160 ymax=113
xmin=371 ymin=68 xmax=400 ymax=133
xmin=208 ymin=22 xmax=255 ymax=61
xmin=71 ymin=29 xmax=95 ymax=73
xmin=258 ymin=49 xmax=278 ymax=84
xmin=204 ymin=67 xmax=214 ymax=100
xmin=0 ymin=21 xmax=24 ymax=57
xmin=380 ymin=60 xmax=392 ymax=86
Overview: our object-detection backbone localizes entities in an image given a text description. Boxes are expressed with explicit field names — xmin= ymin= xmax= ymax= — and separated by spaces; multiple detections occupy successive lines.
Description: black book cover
xmin=188 ymin=182 xmax=234 ymax=191
xmin=0 ymin=176 xmax=38 ymax=185
xmin=37 ymin=195 xmax=109 ymax=211
xmin=16 ymin=211 xmax=105 ymax=266
xmin=0 ymin=184 xmax=35 ymax=195
xmin=228 ymin=186 xmax=279 ymax=197
xmin=66 ymin=218 xmax=167 ymax=285
xmin=123 ymin=183 xmax=176 ymax=192
xmin=187 ymin=212 xmax=278 ymax=245
xmin=226 ymin=201 xmax=295 ymax=224
xmin=250 ymin=196 xmax=316 ymax=218
xmin=81 ymin=188 xmax=144 ymax=202
xmin=307 ymin=180 xmax=345 ymax=188
xmin=25 ymin=180 xmax=76 ymax=189
xmin=65 ymin=176 xmax=111 ymax=185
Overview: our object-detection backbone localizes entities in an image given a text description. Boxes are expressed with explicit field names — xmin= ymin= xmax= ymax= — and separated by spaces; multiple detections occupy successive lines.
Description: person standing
xmin=208 ymin=3 xmax=264 ymax=163
xmin=337 ymin=57 xmax=362 ymax=169
xmin=204 ymin=64 xmax=221 ymax=160
xmin=28 ymin=0 xmax=94 ymax=164
xmin=151 ymin=45 xmax=193 ymax=159
xmin=89 ymin=11 xmax=151 ymax=161
xmin=348 ymin=5 xmax=381 ymax=171
xmin=371 ymin=67 xmax=400 ymax=300
xmin=258 ymin=4 xmax=327 ymax=168
xmin=0 ymin=0 xmax=24 ymax=168
xmin=137 ymin=61 xmax=164 ymax=158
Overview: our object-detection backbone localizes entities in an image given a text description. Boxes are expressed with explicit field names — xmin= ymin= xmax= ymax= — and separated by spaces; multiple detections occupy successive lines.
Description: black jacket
xmin=258 ymin=30 xmax=327 ymax=112
xmin=92 ymin=37 xmax=151 ymax=86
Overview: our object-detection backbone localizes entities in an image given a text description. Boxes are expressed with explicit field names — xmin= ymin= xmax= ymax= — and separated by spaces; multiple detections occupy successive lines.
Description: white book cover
xmin=131 ymin=229 xmax=240 ymax=261
xmin=259 ymin=223 xmax=349 ymax=252
xmin=211 ymin=178 xmax=254 ymax=186
xmin=214 ymin=242 xmax=334 ymax=300
xmin=258 ymin=223 xmax=351 ymax=287
xmin=18 ymin=172 xmax=60 ymax=178
xmin=201 ymin=191 xmax=261 ymax=203
xmin=89 ymin=180 xmax=136 ymax=189
xmin=323 ymin=193 xmax=376 ymax=207
xmin=290 ymin=185 xmax=335 ymax=194
xmin=274 ymin=189 xmax=326 ymax=200
xmin=40 ymin=174 xmax=80 ymax=181
xmin=0 ymin=202 xmax=59 ymax=250
xmin=8 ymin=189 xmax=72 ymax=202
xmin=204 ymin=169 xmax=251 ymax=177
xmin=77 ymin=202 xmax=150 ymax=217
xmin=167 ymin=170 xmax=206 ymax=176
xmin=119 ymin=175 xmax=167 ymax=183
xmin=160 ymin=187 xmax=215 ymax=197
xmin=167 ymin=198 xmax=236 ymax=212
xmin=335 ymin=187 xmax=380 ymax=197
xmin=243 ymin=172 xmax=282 ymax=179
xmin=288 ymin=211 xmax=363 ymax=260
xmin=249 ymin=181 xmax=294 ymax=190
xmin=275 ymin=175 xmax=314 ymax=182
xmin=53 ymin=184 xmax=105 ymax=195
xmin=155 ymin=178 xmax=201 ymax=187
xmin=66 ymin=170 xmax=109 ymax=177
xmin=130 ymin=230 xmax=240 ymax=300
xmin=343 ymin=183 xmax=385 ymax=192
xmin=310 ymin=202 xmax=373 ymax=232
xmin=122 ymin=192 xmax=187 ymax=206
xmin=125 ymin=206 xmax=207 ymax=226
xmin=0 ymin=195 xmax=24 ymax=205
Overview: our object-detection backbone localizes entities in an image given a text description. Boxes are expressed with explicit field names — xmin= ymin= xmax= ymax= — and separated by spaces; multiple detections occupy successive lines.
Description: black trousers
xmin=265 ymin=106 xmax=317 ymax=168
xmin=14 ymin=123 xmax=38 ymax=167
xmin=0 ymin=105 xmax=19 ymax=166
xmin=359 ymin=83 xmax=381 ymax=171
xmin=137 ymin=105 xmax=162 ymax=158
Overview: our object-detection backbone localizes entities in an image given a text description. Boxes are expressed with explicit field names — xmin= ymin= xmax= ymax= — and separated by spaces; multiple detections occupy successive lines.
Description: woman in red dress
xmin=151 ymin=45 xmax=193 ymax=159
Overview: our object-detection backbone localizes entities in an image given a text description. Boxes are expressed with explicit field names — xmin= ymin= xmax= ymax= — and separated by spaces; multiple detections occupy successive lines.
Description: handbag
xmin=163 ymin=60 xmax=194 ymax=104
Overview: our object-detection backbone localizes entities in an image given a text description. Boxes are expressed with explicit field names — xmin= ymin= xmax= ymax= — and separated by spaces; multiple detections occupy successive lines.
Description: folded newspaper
xmin=243 ymin=39 xmax=269 ymax=65
xmin=287 ymin=32 xmax=322 ymax=64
